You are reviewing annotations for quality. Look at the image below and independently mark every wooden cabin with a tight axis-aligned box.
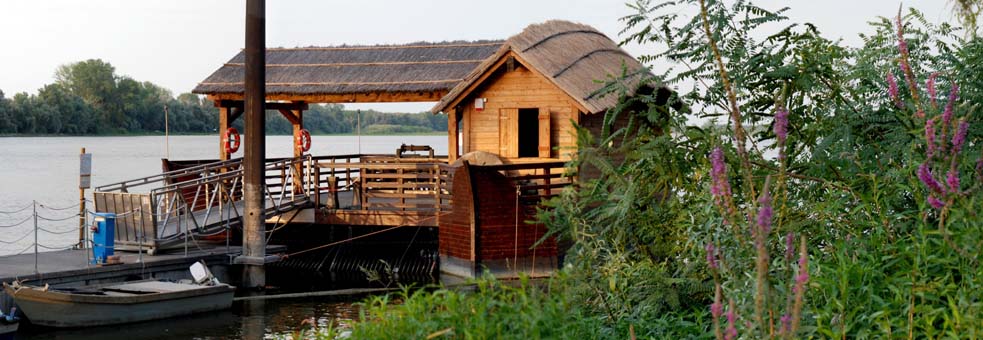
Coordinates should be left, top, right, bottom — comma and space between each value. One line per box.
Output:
184, 20, 660, 279
433, 20, 654, 163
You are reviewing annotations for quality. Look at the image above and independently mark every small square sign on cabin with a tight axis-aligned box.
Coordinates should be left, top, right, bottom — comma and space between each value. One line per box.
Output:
80, 153, 92, 189
474, 98, 485, 111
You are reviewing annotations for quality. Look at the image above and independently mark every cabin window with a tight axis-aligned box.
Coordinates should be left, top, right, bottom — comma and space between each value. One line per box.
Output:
518, 108, 540, 157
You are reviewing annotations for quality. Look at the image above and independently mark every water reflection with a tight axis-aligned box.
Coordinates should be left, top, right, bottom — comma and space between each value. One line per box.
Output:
16, 295, 366, 339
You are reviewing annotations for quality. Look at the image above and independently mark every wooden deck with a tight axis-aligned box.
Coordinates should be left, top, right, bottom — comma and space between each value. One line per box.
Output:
91, 153, 572, 251
0, 245, 286, 284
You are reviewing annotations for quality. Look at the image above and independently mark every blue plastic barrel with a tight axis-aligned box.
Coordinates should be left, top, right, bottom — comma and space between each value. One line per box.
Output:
91, 212, 116, 264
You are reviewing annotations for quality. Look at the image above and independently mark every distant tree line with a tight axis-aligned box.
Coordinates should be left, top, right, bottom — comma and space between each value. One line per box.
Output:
0, 59, 446, 135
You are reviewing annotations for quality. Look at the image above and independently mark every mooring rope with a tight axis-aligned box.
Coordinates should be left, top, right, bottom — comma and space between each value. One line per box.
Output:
0, 215, 32, 228
37, 202, 81, 211
282, 212, 448, 259
0, 203, 34, 214
0, 230, 33, 244
36, 213, 81, 222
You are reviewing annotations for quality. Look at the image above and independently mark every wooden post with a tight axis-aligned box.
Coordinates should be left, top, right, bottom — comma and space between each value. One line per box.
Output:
241, 0, 267, 289
78, 147, 87, 249
448, 108, 459, 162
219, 106, 230, 161
292, 109, 304, 193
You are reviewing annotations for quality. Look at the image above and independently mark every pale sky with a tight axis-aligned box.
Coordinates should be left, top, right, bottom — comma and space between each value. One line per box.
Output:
0, 0, 951, 113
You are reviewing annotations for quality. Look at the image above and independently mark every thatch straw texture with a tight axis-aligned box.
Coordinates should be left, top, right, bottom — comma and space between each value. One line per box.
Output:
193, 41, 503, 96
433, 20, 650, 114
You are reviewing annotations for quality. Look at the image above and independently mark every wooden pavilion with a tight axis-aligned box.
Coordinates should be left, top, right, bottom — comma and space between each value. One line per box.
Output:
189, 20, 663, 278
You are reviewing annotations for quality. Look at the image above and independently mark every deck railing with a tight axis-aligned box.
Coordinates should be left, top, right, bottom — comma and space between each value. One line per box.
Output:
93, 156, 315, 253
311, 156, 571, 215
311, 155, 452, 212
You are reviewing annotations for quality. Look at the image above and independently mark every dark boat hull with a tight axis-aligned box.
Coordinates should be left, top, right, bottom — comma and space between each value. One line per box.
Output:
0, 321, 18, 340
4, 281, 234, 328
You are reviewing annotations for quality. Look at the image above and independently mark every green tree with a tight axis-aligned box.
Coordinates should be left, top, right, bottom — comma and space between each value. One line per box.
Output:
54, 59, 124, 127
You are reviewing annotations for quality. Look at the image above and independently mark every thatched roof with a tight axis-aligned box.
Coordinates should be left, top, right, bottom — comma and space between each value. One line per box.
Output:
192, 41, 503, 98
433, 20, 651, 114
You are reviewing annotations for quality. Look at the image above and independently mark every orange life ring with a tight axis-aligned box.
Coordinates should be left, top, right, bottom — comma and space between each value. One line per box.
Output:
297, 129, 312, 152
224, 127, 241, 154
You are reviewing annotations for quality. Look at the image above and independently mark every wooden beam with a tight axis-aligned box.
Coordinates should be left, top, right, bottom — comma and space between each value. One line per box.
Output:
219, 106, 230, 160
316, 210, 439, 227
278, 108, 300, 125
208, 91, 445, 103
448, 107, 459, 162
229, 106, 244, 123
215, 99, 309, 111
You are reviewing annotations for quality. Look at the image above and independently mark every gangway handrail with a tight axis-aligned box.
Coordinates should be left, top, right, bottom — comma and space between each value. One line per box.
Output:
95, 157, 244, 192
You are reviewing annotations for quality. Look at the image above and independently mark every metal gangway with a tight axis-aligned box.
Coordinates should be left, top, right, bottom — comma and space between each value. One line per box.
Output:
93, 157, 315, 255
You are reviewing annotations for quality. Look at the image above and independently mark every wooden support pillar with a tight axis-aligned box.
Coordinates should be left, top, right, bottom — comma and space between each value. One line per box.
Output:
219, 106, 230, 160
241, 0, 266, 290
448, 108, 459, 162
291, 109, 304, 158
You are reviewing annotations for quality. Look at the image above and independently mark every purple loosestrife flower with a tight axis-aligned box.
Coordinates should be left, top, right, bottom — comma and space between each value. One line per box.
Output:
927, 73, 939, 107
706, 243, 718, 270
928, 196, 945, 210
710, 147, 732, 200
781, 314, 792, 334
725, 309, 738, 340
896, 14, 917, 94
793, 249, 809, 294
925, 118, 937, 159
757, 189, 773, 235
775, 108, 789, 144
918, 163, 945, 195
946, 170, 960, 194
952, 119, 969, 154
711, 302, 723, 319
943, 82, 960, 129
887, 72, 901, 108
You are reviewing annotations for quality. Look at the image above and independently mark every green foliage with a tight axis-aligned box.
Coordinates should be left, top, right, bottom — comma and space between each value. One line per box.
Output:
304, 2, 983, 339
0, 59, 447, 136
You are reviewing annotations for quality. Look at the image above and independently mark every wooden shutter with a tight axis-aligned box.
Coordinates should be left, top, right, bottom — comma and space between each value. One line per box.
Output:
499, 108, 518, 158
538, 109, 551, 158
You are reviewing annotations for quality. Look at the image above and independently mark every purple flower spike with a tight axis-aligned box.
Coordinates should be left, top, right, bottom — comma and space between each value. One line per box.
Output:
757, 189, 773, 235
928, 196, 945, 210
793, 249, 809, 293
781, 314, 792, 334
918, 163, 945, 195
775, 108, 789, 144
927, 73, 939, 107
946, 170, 960, 194
943, 82, 960, 128
725, 309, 738, 340
887, 72, 901, 108
925, 118, 937, 159
710, 147, 731, 200
711, 302, 723, 319
952, 119, 969, 154
706, 243, 718, 270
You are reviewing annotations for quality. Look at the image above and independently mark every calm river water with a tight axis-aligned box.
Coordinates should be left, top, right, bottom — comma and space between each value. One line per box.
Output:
0, 135, 445, 339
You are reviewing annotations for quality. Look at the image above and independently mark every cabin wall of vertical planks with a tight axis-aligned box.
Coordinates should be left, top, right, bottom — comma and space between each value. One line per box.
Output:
458, 63, 581, 162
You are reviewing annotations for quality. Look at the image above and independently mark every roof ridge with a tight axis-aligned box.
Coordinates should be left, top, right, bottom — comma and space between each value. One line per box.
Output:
266, 41, 504, 51
222, 60, 486, 67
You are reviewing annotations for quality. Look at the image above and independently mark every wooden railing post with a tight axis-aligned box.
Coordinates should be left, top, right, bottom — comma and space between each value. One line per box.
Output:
544, 166, 551, 198
314, 165, 321, 209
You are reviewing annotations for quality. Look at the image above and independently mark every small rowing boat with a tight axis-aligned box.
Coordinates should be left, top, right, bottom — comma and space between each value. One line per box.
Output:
2, 262, 234, 328
0, 313, 17, 340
